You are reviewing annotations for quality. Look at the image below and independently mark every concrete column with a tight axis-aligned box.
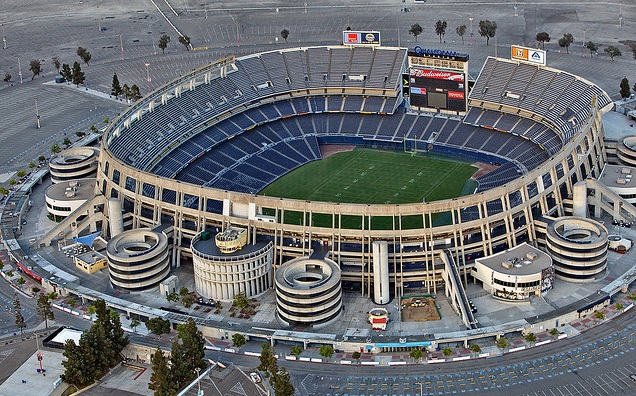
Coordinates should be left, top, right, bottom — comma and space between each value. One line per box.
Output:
572, 181, 588, 218
372, 241, 390, 304
107, 198, 124, 237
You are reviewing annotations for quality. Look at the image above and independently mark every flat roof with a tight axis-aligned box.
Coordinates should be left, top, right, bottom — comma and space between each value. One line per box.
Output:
45, 178, 96, 201
598, 164, 636, 189
475, 242, 552, 276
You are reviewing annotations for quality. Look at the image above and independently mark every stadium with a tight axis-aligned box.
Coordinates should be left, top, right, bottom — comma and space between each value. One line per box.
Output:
94, 43, 614, 322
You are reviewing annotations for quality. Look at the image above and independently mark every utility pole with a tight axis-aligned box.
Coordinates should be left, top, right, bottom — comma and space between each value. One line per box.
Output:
120, 35, 124, 60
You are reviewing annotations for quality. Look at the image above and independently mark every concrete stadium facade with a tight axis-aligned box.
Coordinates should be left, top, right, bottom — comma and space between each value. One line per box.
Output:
96, 46, 611, 300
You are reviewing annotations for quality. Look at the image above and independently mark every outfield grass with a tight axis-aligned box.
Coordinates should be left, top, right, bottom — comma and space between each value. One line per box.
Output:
259, 149, 477, 229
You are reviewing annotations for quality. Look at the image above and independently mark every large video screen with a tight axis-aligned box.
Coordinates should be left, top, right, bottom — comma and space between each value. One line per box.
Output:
409, 68, 466, 112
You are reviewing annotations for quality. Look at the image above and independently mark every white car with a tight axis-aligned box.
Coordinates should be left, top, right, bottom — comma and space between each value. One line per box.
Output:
249, 372, 262, 383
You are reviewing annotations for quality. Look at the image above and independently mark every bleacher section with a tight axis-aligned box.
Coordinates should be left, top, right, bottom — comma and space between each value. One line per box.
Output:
469, 57, 612, 142
108, 46, 405, 171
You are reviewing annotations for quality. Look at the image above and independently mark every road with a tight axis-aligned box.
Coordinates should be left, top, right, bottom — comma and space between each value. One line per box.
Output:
204, 307, 636, 395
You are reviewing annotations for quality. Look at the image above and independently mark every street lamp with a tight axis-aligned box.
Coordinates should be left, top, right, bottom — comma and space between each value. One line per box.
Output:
194, 367, 203, 395
2, 24, 6, 50
469, 17, 473, 46
145, 62, 151, 91
17, 57, 23, 84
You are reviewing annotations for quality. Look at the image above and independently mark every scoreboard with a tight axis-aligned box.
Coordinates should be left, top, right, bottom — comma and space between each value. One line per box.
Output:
405, 48, 469, 115
408, 68, 466, 112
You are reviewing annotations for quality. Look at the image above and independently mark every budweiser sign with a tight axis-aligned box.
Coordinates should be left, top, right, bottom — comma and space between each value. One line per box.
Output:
410, 68, 464, 82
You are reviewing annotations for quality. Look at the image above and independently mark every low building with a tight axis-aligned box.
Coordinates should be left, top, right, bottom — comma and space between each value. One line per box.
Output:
44, 178, 96, 221
471, 243, 554, 301
597, 164, 636, 204
74, 250, 108, 274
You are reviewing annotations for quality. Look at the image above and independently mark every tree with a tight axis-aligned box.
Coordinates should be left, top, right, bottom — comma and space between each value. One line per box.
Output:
524, 333, 537, 343
146, 317, 171, 338
233, 291, 249, 308
585, 41, 598, 58
232, 333, 246, 348
3, 72, 10, 84
478, 20, 497, 46
409, 348, 424, 361
469, 344, 481, 354
166, 292, 179, 303
76, 131, 86, 138
0, 187, 8, 196
558, 33, 574, 54
456, 25, 467, 45
66, 297, 76, 308
615, 302, 624, 311
51, 144, 61, 154
180, 293, 195, 308
130, 84, 142, 101
111, 73, 122, 98
130, 319, 140, 332
71, 61, 85, 86
63, 137, 72, 147
351, 351, 361, 361
61, 338, 93, 388
434, 20, 447, 43
620, 77, 631, 99
16, 170, 26, 178
271, 367, 295, 396
179, 287, 189, 296
158, 34, 170, 54
258, 343, 278, 378
29, 59, 42, 80
37, 293, 54, 328
290, 345, 302, 356
148, 347, 176, 396
28, 161, 36, 169
87, 304, 96, 316
442, 347, 452, 357
496, 337, 509, 350
122, 84, 131, 101
178, 35, 191, 51
594, 311, 605, 320
536, 32, 550, 49
550, 328, 559, 337
631, 43, 636, 60
409, 23, 423, 42
17, 277, 26, 285
38, 155, 46, 162
280, 29, 289, 43
14, 295, 26, 335
77, 46, 92, 66
604, 45, 622, 61
52, 56, 61, 72
60, 63, 72, 82
170, 318, 206, 389
319, 344, 334, 359
94, 299, 129, 368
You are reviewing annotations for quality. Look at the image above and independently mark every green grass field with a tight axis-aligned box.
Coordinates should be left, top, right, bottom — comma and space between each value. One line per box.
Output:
260, 148, 477, 205
259, 148, 477, 229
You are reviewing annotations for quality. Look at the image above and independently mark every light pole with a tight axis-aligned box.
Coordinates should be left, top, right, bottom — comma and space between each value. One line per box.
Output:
145, 62, 151, 91
2, 24, 6, 49
469, 17, 473, 46
120, 34, 124, 60
17, 57, 22, 84
194, 367, 203, 395
229, 15, 240, 46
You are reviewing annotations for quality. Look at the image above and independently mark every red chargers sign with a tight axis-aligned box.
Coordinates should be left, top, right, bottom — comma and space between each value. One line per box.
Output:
410, 68, 464, 82
447, 91, 465, 99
